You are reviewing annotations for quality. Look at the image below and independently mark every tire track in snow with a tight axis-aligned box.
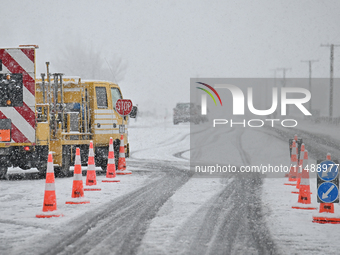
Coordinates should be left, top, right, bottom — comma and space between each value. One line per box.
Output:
173, 127, 237, 161
168, 128, 278, 255
130, 125, 208, 159
37, 161, 192, 255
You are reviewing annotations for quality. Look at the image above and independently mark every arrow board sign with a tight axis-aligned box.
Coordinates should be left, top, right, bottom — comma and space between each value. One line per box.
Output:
317, 160, 339, 181
317, 182, 339, 203
316, 159, 339, 203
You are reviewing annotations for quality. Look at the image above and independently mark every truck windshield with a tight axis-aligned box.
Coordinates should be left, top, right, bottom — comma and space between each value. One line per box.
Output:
111, 87, 122, 109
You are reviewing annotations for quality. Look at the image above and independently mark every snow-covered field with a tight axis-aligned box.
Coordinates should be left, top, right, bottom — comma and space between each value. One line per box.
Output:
1, 116, 340, 254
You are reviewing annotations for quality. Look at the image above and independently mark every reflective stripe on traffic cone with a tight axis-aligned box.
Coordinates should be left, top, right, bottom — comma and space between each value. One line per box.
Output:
103, 137, 120, 182
84, 141, 101, 191
313, 153, 340, 223
36, 152, 63, 218
116, 134, 131, 175
285, 140, 298, 185
292, 150, 317, 210
66, 148, 90, 204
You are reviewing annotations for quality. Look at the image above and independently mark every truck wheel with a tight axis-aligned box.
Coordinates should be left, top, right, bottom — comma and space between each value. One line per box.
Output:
113, 139, 120, 167
0, 166, 8, 179
61, 145, 72, 177
37, 163, 47, 178
35, 146, 48, 178
95, 146, 109, 174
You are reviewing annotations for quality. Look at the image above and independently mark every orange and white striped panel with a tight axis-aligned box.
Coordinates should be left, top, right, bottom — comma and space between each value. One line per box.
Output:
0, 47, 35, 143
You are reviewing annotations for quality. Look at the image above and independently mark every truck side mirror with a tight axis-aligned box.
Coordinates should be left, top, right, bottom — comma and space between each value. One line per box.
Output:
129, 106, 138, 118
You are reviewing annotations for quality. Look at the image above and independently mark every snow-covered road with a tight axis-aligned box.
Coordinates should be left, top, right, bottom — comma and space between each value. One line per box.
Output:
2, 117, 340, 254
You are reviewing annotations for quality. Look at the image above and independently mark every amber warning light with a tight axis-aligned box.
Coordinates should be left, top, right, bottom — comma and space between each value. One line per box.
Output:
0, 129, 10, 142
0, 119, 11, 142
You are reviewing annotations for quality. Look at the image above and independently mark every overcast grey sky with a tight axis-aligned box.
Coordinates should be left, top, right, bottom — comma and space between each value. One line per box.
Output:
1, 0, 340, 115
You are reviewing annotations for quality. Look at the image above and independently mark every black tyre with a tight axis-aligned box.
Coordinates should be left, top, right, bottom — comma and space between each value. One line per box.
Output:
95, 146, 109, 174
37, 163, 47, 178
61, 145, 72, 177
0, 166, 7, 179
35, 146, 49, 178
113, 139, 120, 167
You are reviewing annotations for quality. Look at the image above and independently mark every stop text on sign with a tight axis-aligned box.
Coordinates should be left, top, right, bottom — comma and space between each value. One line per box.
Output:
116, 99, 133, 116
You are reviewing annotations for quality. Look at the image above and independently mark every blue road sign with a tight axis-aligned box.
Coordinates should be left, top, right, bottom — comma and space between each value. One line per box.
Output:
317, 182, 339, 203
317, 160, 339, 181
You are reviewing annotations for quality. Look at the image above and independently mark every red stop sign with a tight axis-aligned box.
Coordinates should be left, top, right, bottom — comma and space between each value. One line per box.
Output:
115, 99, 133, 116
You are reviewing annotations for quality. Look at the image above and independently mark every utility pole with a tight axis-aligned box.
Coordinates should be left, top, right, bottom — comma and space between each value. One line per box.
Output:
268, 69, 277, 107
277, 68, 291, 115
301, 60, 318, 110
321, 44, 340, 118
277, 68, 291, 87
268, 69, 278, 116
270, 69, 277, 86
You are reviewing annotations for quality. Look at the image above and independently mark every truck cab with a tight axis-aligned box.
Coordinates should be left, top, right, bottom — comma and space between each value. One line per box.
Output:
35, 77, 131, 176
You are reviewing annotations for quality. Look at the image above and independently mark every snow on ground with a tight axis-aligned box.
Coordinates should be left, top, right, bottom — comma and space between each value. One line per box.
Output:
244, 128, 340, 255
190, 126, 248, 167
242, 128, 318, 177
2, 115, 340, 254
0, 116, 189, 254
138, 122, 340, 254
263, 178, 340, 255
1, 173, 154, 254
7, 167, 39, 174
129, 116, 190, 161
131, 118, 340, 254
138, 177, 230, 254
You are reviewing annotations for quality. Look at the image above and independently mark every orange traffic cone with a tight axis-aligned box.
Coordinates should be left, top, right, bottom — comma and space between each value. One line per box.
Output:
292, 144, 305, 194
36, 152, 63, 218
66, 148, 90, 204
116, 134, 131, 175
102, 137, 120, 183
84, 141, 101, 191
313, 153, 340, 223
292, 150, 317, 210
284, 140, 298, 185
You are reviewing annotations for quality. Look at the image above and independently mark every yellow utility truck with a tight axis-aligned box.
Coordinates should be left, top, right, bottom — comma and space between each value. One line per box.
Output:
0, 46, 137, 178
